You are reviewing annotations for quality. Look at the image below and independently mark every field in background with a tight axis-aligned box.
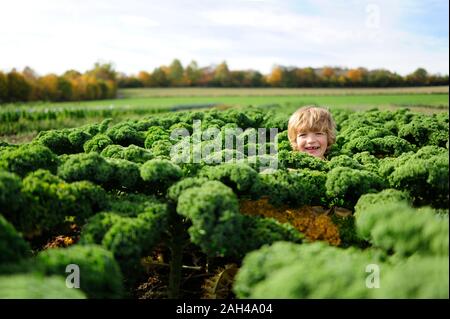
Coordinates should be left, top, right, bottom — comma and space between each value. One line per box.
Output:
1, 86, 448, 144
120, 86, 450, 97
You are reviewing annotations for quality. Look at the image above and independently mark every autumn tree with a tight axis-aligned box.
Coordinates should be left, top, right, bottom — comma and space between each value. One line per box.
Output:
346, 68, 368, 87
320, 67, 337, 87
38, 74, 61, 101
138, 71, 152, 87
197, 66, 215, 87
266, 66, 283, 87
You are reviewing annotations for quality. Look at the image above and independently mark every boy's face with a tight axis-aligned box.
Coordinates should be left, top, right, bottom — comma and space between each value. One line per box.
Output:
296, 130, 328, 159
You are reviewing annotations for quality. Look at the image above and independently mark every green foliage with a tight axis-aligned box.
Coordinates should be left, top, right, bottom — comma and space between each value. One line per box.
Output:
100, 144, 153, 163
199, 163, 261, 196
203, 149, 246, 165
0, 170, 23, 214
341, 136, 374, 155
371, 136, 415, 157
2, 169, 106, 235
106, 122, 145, 147
91, 213, 167, 285
327, 155, 364, 170
83, 134, 113, 153
0, 71, 8, 103
0, 274, 86, 298
58, 152, 113, 185
233, 241, 370, 298
326, 167, 386, 209
342, 133, 415, 157
79, 196, 169, 285
149, 140, 173, 158
341, 125, 392, 141
36, 245, 124, 298
1, 106, 448, 299
144, 126, 170, 148
106, 158, 142, 191
67, 129, 93, 153
276, 130, 291, 152
0, 215, 31, 264
352, 151, 380, 173
35, 130, 73, 155
234, 241, 448, 299
107, 193, 168, 217
260, 169, 328, 207
0, 144, 58, 177
354, 188, 412, 219
278, 150, 328, 171
379, 146, 449, 208
7, 70, 31, 102
355, 201, 448, 257
35, 124, 103, 155
236, 154, 278, 172
176, 181, 302, 258
167, 177, 210, 202
140, 159, 183, 193
177, 181, 243, 257
398, 115, 449, 148
330, 214, 362, 248
240, 216, 303, 253
78, 212, 124, 245
372, 255, 449, 298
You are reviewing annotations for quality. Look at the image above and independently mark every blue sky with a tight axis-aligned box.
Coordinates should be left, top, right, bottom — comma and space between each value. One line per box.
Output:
0, 0, 448, 76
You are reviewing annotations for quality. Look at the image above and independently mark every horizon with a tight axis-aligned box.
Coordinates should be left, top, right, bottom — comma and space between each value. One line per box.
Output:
2, 60, 449, 78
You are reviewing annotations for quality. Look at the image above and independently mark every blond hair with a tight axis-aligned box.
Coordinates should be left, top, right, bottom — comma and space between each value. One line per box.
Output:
287, 106, 336, 152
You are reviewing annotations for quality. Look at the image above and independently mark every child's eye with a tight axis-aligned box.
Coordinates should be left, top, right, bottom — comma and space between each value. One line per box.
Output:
297, 133, 306, 137
315, 132, 325, 136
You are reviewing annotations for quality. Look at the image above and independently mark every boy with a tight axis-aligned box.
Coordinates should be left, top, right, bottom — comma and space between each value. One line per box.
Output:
287, 106, 336, 160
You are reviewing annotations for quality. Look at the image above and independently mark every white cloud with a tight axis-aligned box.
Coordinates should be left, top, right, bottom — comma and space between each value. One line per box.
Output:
118, 15, 160, 28
0, 0, 447, 75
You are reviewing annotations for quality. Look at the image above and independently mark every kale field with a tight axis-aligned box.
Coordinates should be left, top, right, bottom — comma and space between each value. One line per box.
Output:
0, 88, 448, 299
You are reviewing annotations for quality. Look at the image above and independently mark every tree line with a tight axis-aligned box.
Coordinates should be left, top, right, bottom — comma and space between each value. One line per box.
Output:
118, 59, 449, 89
1, 59, 448, 104
0, 63, 117, 104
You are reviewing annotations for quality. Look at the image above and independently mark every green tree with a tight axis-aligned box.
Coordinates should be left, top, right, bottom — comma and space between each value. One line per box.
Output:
151, 67, 169, 87
184, 60, 201, 86
7, 70, 31, 102
213, 61, 231, 86
57, 76, 73, 101
168, 59, 184, 86
406, 68, 429, 86
0, 71, 7, 103
87, 62, 117, 81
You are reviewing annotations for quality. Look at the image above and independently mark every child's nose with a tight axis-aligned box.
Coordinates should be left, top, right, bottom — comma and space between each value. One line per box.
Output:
306, 134, 317, 142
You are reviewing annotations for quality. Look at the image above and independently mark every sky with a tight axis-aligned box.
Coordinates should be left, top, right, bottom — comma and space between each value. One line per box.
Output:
0, 0, 448, 76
